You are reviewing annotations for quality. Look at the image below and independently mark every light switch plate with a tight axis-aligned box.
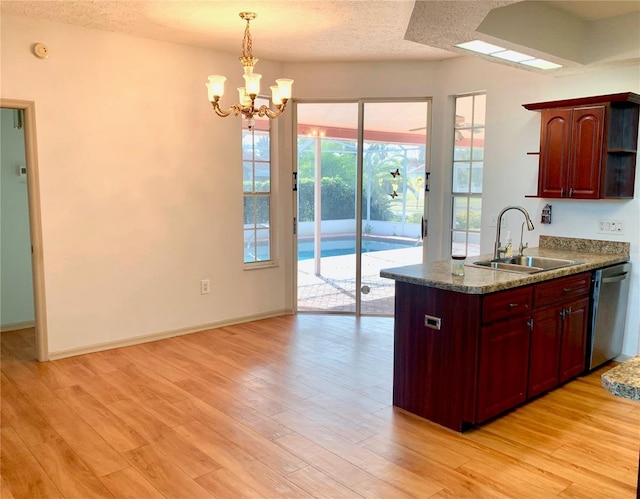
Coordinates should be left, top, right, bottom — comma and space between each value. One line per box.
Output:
598, 219, 624, 234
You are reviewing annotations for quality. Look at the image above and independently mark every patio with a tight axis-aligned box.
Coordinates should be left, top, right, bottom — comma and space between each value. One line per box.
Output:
297, 246, 423, 314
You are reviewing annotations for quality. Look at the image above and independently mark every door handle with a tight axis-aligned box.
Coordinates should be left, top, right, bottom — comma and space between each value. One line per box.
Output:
602, 273, 628, 284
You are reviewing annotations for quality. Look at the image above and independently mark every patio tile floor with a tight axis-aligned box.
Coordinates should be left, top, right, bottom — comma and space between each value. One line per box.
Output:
297, 247, 423, 314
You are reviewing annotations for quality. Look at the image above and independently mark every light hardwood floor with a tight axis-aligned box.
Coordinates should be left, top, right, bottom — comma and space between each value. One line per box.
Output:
1, 315, 639, 498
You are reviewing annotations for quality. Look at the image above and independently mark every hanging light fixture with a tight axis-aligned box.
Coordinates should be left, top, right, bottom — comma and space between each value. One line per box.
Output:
205, 12, 294, 130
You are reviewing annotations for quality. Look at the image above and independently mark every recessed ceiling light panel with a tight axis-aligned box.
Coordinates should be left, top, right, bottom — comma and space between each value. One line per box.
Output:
454, 39, 563, 71
490, 50, 534, 63
455, 40, 505, 55
521, 58, 563, 70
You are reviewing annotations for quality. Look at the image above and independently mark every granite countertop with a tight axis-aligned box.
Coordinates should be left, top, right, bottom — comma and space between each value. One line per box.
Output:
601, 356, 640, 402
380, 236, 630, 295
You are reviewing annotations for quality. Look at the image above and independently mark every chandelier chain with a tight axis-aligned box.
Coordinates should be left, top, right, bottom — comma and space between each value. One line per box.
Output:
242, 19, 253, 59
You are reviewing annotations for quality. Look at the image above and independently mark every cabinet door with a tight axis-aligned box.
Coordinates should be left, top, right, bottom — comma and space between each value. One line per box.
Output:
569, 106, 605, 198
539, 108, 572, 198
529, 305, 562, 398
477, 316, 531, 423
558, 296, 589, 383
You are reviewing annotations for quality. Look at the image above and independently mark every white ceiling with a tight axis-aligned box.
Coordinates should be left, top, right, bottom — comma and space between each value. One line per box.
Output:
1, 0, 639, 74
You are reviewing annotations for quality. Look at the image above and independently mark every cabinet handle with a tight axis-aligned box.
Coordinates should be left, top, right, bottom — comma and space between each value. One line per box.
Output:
561, 187, 564, 197
527, 319, 533, 330
562, 287, 580, 294
569, 187, 574, 197
560, 307, 572, 319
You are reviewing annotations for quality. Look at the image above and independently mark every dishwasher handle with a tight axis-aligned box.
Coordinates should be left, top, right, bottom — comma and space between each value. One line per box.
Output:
601, 272, 629, 284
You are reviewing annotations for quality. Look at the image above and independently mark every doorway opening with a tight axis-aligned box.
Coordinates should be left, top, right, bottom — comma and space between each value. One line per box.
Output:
1, 100, 47, 361
294, 100, 430, 315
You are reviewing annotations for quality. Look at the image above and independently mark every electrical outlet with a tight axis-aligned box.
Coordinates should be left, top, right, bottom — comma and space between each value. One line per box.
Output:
200, 279, 211, 294
598, 219, 625, 234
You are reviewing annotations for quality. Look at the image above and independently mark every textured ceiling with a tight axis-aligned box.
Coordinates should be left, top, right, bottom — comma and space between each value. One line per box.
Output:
1, 0, 638, 73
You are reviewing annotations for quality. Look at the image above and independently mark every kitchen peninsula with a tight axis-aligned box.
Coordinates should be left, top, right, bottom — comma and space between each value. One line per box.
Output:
380, 236, 630, 431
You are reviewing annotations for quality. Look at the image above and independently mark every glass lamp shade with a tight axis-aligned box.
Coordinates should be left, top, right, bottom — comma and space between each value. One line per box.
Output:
237, 87, 252, 107
243, 73, 262, 96
206, 75, 226, 100
270, 86, 282, 106
276, 78, 294, 100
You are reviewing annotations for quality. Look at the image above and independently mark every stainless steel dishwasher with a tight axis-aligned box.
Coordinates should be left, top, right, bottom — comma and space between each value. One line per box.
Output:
587, 262, 631, 370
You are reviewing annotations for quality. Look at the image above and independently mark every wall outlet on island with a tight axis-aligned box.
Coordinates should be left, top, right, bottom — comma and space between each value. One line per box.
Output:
598, 219, 625, 235
200, 279, 211, 294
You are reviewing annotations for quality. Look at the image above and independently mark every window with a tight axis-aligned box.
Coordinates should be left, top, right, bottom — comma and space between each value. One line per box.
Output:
451, 92, 485, 257
243, 97, 272, 264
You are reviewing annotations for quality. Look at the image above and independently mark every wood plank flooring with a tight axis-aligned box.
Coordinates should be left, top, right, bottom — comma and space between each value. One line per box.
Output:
2, 315, 639, 498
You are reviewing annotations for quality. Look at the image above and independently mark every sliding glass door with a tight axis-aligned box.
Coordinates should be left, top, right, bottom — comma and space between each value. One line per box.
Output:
295, 100, 429, 316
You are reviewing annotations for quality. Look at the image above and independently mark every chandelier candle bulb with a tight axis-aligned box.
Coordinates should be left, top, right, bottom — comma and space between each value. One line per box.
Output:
243, 73, 262, 96
276, 78, 294, 99
206, 75, 226, 99
270, 86, 282, 106
237, 88, 251, 107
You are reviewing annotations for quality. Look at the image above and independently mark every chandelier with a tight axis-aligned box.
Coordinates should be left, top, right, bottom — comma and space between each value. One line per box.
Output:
205, 12, 294, 129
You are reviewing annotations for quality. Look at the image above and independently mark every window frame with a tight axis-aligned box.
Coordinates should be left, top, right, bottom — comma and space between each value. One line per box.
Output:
243, 96, 276, 269
450, 92, 486, 258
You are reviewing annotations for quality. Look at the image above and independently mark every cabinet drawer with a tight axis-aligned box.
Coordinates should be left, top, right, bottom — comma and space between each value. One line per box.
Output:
482, 286, 533, 324
534, 272, 591, 309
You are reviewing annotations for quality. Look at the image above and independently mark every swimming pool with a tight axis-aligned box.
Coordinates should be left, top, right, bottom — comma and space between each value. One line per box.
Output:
297, 236, 419, 261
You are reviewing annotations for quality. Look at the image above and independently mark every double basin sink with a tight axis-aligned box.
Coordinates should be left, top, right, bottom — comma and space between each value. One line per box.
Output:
471, 255, 582, 274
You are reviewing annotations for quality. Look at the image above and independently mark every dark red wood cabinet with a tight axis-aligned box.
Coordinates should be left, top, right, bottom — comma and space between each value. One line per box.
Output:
529, 272, 591, 396
392, 281, 481, 432
476, 285, 532, 423
524, 92, 639, 199
477, 315, 531, 422
392, 272, 592, 431
558, 296, 590, 383
529, 304, 562, 398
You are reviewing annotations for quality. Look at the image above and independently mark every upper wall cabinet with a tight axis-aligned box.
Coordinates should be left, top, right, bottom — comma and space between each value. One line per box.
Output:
523, 92, 640, 199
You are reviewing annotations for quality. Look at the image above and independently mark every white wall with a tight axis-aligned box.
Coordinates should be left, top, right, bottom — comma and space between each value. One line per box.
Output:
284, 58, 640, 357
2, 13, 639, 358
1, 108, 35, 327
1, 14, 293, 355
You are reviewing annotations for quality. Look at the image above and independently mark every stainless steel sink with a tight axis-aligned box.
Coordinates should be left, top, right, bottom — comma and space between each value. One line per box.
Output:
471, 256, 582, 274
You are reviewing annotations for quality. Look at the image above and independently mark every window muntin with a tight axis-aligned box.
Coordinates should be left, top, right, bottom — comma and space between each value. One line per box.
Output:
451, 93, 485, 257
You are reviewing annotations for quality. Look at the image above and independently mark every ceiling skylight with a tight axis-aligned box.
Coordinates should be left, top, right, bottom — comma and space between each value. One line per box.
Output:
490, 50, 533, 63
455, 39, 563, 70
520, 58, 563, 70
455, 40, 505, 55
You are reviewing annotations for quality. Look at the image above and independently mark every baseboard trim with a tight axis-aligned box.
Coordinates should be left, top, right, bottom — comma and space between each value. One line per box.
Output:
613, 354, 632, 363
1, 320, 36, 333
48, 309, 294, 361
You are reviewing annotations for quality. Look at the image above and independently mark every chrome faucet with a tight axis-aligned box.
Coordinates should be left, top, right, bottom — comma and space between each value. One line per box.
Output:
519, 222, 529, 256
493, 205, 535, 259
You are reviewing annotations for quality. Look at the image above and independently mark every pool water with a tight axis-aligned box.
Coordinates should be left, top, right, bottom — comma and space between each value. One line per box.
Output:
298, 237, 419, 261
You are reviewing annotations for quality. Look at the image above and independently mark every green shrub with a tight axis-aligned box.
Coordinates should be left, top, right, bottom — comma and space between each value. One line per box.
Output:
298, 176, 396, 222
